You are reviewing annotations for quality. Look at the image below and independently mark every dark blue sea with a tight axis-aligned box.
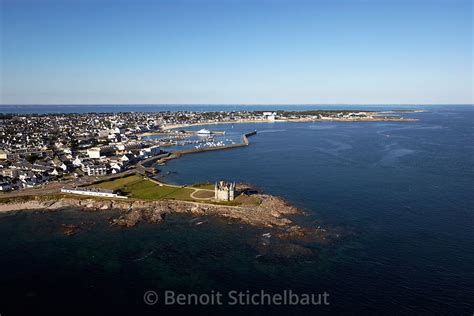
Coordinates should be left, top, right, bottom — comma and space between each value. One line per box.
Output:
0, 103, 449, 114
0, 105, 472, 315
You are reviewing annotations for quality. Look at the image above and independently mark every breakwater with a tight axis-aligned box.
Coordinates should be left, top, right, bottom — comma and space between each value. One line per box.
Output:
242, 130, 257, 145
136, 153, 171, 175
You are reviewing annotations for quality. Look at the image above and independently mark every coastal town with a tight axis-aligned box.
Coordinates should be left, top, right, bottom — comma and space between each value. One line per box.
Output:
0, 110, 414, 192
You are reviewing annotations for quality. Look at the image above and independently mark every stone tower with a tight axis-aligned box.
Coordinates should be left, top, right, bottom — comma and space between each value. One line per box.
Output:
214, 180, 235, 201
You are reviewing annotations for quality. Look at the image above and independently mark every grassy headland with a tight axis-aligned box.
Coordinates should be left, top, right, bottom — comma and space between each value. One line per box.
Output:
88, 174, 195, 201
86, 174, 260, 206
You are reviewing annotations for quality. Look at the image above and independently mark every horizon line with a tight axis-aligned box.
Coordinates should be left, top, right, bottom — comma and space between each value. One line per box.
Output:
1, 103, 473, 107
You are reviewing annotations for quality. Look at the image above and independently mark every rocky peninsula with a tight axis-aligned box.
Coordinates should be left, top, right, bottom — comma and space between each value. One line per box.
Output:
0, 191, 330, 240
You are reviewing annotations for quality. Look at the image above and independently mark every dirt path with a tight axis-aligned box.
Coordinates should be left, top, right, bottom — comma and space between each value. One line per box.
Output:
148, 177, 214, 200
190, 190, 214, 200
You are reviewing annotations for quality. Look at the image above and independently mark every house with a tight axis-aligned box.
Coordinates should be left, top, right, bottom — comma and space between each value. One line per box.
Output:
120, 154, 135, 164
50, 168, 60, 176
11, 160, 33, 170
87, 148, 102, 159
72, 156, 83, 167
61, 187, 127, 199
31, 164, 52, 173
0, 150, 10, 160
2, 168, 19, 179
149, 145, 164, 156
262, 112, 276, 121
109, 162, 122, 173
82, 163, 107, 176
0, 182, 12, 191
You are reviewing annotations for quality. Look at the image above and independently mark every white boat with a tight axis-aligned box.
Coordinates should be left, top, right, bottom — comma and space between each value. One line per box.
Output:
196, 129, 211, 135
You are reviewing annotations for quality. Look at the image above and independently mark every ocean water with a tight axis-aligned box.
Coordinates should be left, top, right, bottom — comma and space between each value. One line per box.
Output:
0, 103, 446, 114
0, 105, 473, 315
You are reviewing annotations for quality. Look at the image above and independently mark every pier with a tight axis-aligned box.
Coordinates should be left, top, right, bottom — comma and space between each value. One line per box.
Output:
136, 152, 171, 175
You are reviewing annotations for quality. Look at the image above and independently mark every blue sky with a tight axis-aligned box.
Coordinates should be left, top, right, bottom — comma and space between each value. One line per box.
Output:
0, 0, 472, 105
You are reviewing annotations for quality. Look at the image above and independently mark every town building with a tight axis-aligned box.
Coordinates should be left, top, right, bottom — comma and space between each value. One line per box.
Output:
82, 164, 107, 176
2, 168, 19, 179
262, 112, 277, 121
87, 148, 102, 159
61, 187, 127, 198
0, 150, 10, 160
0, 182, 12, 191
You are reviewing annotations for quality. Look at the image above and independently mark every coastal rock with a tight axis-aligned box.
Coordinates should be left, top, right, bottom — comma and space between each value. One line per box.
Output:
0, 193, 306, 236
255, 241, 315, 261
61, 224, 79, 236
270, 210, 281, 218
143, 206, 165, 223
112, 209, 142, 227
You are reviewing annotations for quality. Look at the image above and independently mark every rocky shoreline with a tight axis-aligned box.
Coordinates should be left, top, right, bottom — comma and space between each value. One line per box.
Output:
0, 193, 323, 237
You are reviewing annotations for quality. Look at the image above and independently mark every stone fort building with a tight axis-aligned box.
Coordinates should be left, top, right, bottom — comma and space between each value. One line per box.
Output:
214, 181, 235, 201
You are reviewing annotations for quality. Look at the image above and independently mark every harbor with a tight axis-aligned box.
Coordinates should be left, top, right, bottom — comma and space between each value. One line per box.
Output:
138, 130, 258, 175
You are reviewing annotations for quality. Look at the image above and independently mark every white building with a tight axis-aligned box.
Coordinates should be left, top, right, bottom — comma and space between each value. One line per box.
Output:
87, 148, 102, 159
87, 146, 116, 159
72, 157, 83, 167
0, 150, 10, 160
215, 180, 235, 201
83, 164, 107, 176
50, 169, 60, 176
2, 168, 19, 179
262, 112, 276, 121
61, 187, 127, 199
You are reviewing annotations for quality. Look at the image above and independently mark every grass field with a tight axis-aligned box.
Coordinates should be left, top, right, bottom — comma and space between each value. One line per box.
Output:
191, 183, 215, 190
90, 175, 143, 190
88, 174, 194, 201
86, 174, 261, 205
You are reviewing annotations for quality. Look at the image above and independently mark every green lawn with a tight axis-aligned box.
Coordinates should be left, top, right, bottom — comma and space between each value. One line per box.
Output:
86, 174, 260, 205
89, 174, 143, 190
191, 182, 215, 190
123, 180, 194, 200
88, 174, 194, 201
